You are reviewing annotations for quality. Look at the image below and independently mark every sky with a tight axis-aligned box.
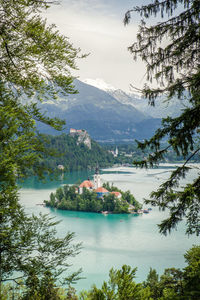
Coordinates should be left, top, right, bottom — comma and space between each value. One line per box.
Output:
44, 0, 152, 92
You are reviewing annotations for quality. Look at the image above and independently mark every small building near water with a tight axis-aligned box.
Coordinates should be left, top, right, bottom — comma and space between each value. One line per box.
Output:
95, 187, 109, 198
79, 179, 94, 194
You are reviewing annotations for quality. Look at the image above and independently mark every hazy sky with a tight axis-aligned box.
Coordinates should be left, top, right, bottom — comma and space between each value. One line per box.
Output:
45, 0, 152, 92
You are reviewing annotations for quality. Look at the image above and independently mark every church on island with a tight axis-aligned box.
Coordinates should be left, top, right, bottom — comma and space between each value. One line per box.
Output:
78, 168, 122, 200
45, 167, 144, 214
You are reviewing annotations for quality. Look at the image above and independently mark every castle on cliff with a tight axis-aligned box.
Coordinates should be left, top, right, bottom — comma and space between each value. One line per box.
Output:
69, 128, 91, 149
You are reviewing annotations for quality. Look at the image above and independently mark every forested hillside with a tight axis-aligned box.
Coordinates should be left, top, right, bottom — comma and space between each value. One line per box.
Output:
37, 133, 114, 173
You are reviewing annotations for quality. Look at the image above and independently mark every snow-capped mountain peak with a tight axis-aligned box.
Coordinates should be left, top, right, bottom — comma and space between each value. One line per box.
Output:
81, 78, 116, 91
80, 78, 189, 119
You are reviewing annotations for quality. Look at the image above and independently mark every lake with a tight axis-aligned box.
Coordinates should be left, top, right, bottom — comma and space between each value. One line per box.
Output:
19, 164, 199, 292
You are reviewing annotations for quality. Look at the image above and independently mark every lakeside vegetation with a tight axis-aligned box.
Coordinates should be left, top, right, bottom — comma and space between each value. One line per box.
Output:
32, 133, 115, 174
102, 143, 200, 165
80, 245, 200, 299
2, 245, 200, 299
28, 133, 200, 179
31, 134, 200, 177
45, 182, 141, 214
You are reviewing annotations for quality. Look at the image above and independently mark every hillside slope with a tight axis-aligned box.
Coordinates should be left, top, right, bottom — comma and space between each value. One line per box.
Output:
35, 80, 161, 142
38, 133, 114, 172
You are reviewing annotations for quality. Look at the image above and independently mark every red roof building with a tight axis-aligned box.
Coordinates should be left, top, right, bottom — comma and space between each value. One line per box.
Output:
79, 180, 94, 188
95, 187, 109, 198
79, 180, 93, 194
95, 187, 109, 193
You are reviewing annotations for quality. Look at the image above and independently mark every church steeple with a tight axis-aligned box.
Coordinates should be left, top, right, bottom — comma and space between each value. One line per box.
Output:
93, 164, 101, 189
95, 165, 99, 174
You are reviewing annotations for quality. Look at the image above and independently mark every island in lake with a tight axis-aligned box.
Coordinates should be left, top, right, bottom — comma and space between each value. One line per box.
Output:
45, 168, 143, 214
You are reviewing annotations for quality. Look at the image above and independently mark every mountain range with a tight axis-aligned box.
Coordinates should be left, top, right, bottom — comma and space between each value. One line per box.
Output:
83, 78, 190, 118
34, 79, 189, 143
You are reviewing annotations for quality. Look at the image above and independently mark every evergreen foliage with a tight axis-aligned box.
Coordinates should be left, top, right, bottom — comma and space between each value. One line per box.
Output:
0, 0, 83, 296
2, 245, 200, 299
0, 0, 81, 99
124, 0, 200, 236
45, 183, 141, 213
81, 245, 200, 300
102, 182, 141, 210
35, 133, 114, 173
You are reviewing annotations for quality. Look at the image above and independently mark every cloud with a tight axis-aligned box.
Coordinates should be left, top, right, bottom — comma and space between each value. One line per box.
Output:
44, 0, 147, 92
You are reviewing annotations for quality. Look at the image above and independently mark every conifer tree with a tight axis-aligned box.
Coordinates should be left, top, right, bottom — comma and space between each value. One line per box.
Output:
0, 0, 82, 295
124, 0, 200, 235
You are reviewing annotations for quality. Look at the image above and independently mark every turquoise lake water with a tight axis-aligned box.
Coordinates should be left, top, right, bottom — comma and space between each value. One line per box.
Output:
19, 164, 200, 292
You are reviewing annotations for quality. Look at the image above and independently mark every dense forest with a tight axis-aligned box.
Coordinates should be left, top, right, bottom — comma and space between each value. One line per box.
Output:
32, 133, 200, 178
45, 182, 141, 213
34, 133, 115, 173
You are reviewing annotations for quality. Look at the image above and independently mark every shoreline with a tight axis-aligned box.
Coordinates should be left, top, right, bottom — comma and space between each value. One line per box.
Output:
45, 204, 151, 216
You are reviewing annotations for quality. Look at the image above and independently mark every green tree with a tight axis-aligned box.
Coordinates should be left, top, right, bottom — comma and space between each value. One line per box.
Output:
0, 0, 81, 98
158, 268, 184, 299
82, 247, 200, 300
143, 246, 200, 299
0, 210, 82, 297
103, 194, 116, 212
124, 0, 200, 235
143, 268, 160, 299
83, 265, 148, 300
183, 245, 200, 298
0, 0, 82, 296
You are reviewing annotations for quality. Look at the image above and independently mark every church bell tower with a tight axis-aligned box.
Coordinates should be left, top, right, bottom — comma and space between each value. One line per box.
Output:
93, 165, 101, 189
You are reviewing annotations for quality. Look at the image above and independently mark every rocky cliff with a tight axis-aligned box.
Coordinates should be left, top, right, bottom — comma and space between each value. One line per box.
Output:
69, 129, 91, 149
